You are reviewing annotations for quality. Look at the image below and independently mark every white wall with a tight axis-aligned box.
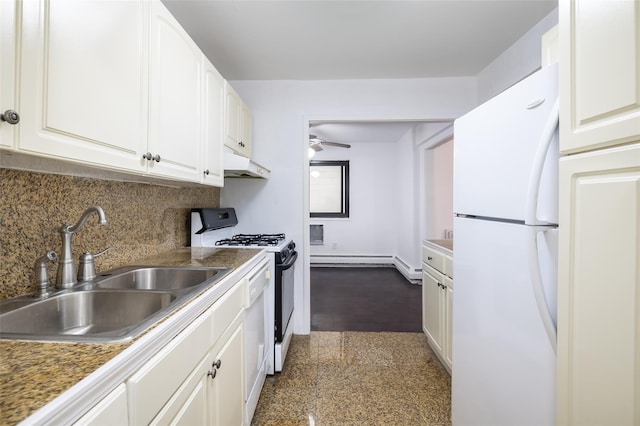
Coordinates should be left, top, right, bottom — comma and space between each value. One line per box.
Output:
476, 8, 558, 103
309, 127, 422, 277
309, 139, 399, 260
221, 77, 476, 334
394, 128, 422, 273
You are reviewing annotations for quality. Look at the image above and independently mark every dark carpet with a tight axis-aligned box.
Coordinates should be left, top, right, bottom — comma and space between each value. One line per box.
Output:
310, 266, 422, 332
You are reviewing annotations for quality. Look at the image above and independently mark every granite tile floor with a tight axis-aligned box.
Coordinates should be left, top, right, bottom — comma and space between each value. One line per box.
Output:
251, 331, 452, 425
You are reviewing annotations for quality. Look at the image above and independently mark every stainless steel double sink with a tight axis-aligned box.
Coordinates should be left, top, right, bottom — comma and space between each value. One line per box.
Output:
0, 266, 231, 343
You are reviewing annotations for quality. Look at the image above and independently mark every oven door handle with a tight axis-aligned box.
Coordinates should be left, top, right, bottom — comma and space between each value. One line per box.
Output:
278, 251, 298, 270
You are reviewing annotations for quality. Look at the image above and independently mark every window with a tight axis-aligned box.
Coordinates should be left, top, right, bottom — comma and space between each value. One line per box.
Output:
309, 160, 349, 218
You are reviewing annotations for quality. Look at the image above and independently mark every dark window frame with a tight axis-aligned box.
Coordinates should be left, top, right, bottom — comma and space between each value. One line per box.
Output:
309, 160, 350, 218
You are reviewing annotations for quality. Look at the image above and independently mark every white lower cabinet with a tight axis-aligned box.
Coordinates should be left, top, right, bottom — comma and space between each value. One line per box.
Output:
126, 278, 246, 426
74, 384, 128, 426
422, 242, 453, 373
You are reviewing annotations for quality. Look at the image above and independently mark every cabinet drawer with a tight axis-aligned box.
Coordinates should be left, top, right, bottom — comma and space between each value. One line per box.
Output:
422, 262, 445, 283
444, 255, 453, 278
75, 384, 127, 426
422, 245, 446, 274
212, 279, 244, 346
444, 275, 453, 291
127, 309, 212, 425
150, 354, 209, 426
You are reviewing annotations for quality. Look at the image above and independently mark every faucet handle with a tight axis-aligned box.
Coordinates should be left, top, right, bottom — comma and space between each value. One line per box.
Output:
78, 247, 114, 282
34, 251, 57, 298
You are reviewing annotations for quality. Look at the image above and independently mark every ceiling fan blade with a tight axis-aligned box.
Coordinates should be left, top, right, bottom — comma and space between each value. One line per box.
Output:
320, 141, 351, 149
310, 143, 323, 152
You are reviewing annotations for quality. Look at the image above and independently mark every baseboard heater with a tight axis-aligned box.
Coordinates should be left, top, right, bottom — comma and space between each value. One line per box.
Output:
310, 254, 394, 265
310, 254, 422, 282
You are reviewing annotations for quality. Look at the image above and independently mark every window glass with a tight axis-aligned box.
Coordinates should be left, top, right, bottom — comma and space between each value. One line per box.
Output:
309, 160, 349, 218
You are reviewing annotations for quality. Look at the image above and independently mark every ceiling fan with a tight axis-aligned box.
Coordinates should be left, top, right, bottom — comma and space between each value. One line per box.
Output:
308, 135, 351, 153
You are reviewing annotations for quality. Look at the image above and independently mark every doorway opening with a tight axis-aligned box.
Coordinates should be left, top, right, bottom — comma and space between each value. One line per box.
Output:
303, 118, 453, 332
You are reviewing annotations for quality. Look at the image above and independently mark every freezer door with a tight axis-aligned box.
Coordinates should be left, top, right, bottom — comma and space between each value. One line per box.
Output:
451, 217, 557, 426
454, 63, 558, 223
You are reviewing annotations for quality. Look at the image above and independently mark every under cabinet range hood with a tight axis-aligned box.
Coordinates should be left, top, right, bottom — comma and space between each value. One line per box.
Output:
223, 147, 270, 179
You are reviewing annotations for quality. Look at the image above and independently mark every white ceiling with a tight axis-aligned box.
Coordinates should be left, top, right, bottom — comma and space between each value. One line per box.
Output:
309, 121, 441, 146
162, 0, 556, 145
163, 0, 557, 81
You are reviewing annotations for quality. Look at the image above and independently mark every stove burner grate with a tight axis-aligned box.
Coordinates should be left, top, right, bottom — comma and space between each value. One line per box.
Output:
215, 233, 286, 247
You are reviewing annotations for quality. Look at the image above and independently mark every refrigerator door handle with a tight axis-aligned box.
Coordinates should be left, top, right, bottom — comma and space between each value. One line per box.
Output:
527, 226, 557, 352
525, 96, 559, 226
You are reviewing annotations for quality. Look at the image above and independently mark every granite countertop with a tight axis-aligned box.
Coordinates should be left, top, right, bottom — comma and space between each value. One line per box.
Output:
426, 239, 454, 253
0, 247, 262, 425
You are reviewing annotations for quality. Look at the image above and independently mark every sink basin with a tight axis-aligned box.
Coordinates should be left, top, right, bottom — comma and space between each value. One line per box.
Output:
0, 265, 232, 343
96, 266, 231, 291
0, 290, 176, 343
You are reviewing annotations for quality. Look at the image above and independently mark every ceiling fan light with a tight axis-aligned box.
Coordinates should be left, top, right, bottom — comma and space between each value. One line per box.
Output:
308, 147, 316, 158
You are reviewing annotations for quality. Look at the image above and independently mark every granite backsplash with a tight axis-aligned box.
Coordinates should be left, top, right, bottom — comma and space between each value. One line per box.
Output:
0, 169, 220, 300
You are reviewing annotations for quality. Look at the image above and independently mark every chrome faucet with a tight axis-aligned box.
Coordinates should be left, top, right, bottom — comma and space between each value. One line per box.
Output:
56, 206, 107, 288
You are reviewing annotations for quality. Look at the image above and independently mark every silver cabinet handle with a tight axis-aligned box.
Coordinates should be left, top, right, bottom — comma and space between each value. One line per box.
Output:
203, 169, 210, 176
427, 256, 433, 261
207, 369, 217, 379
1, 109, 20, 125
142, 152, 161, 162
213, 359, 221, 369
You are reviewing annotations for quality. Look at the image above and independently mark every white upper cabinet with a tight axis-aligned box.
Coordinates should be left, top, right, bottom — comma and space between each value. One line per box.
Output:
2, 0, 225, 187
201, 57, 225, 187
0, 0, 18, 150
18, 0, 149, 171
559, 0, 640, 154
147, 1, 202, 182
225, 82, 252, 158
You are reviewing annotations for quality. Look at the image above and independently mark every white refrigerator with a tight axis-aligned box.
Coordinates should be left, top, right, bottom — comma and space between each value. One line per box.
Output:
452, 62, 559, 425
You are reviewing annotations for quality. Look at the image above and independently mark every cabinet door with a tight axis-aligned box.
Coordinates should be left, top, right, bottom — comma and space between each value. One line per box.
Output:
443, 277, 453, 370
18, 0, 148, 170
557, 143, 640, 425
224, 83, 251, 158
209, 319, 244, 426
559, 0, 640, 154
225, 83, 242, 153
422, 266, 443, 353
148, 1, 201, 181
0, 0, 18, 149
201, 57, 224, 187
240, 102, 253, 158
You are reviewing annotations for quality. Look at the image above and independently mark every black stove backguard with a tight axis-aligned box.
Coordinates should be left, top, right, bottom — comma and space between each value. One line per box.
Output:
191, 208, 238, 234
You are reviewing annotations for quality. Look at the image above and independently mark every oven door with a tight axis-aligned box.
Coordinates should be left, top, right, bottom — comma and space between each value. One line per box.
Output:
275, 250, 297, 342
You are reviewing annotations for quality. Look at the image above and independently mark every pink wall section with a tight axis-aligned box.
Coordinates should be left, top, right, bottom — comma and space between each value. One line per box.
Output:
430, 140, 454, 239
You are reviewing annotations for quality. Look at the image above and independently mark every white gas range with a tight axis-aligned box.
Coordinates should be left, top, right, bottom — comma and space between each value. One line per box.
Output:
190, 208, 296, 377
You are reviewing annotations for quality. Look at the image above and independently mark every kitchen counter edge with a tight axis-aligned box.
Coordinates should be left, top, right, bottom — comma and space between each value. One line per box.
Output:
423, 239, 453, 254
